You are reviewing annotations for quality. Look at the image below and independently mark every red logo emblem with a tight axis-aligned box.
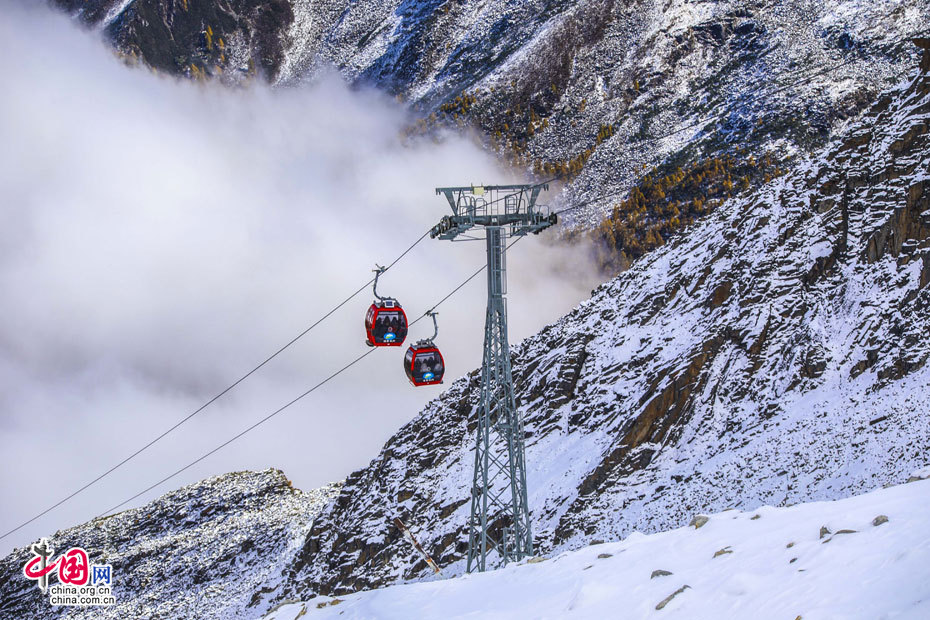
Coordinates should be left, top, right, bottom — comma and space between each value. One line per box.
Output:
57, 548, 89, 585
23, 555, 58, 580
23, 541, 91, 590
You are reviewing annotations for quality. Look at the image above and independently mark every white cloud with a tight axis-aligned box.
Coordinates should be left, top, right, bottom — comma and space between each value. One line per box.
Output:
0, 2, 602, 554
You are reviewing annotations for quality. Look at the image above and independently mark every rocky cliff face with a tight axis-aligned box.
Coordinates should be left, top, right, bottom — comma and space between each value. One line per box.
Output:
59, 0, 294, 80
0, 470, 338, 619
53, 0, 929, 249
279, 63, 930, 599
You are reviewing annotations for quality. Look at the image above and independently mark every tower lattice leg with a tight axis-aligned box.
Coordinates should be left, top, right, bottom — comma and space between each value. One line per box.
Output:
466, 227, 533, 572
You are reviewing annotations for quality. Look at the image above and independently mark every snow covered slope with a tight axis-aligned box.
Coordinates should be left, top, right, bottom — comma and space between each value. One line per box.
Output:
279, 63, 930, 599
0, 470, 338, 620
266, 476, 930, 620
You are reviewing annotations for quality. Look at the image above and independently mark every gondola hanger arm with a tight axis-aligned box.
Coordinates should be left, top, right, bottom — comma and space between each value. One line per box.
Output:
424, 311, 439, 341
372, 264, 388, 301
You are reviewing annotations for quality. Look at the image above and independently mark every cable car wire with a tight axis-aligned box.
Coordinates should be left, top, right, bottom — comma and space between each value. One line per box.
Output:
96, 253, 498, 517
97, 348, 378, 517
0, 229, 431, 542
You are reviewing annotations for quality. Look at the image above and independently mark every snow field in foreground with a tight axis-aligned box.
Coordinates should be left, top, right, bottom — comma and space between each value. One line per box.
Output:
266, 477, 930, 620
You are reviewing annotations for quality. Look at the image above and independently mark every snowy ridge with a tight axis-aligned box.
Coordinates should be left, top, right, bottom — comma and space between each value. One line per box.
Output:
280, 66, 930, 599
267, 477, 930, 620
0, 470, 339, 619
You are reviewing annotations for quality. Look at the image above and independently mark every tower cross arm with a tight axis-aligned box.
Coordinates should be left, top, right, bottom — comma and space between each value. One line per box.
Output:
430, 183, 557, 240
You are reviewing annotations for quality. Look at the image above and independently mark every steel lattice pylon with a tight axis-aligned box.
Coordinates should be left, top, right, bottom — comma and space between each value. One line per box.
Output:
430, 184, 556, 572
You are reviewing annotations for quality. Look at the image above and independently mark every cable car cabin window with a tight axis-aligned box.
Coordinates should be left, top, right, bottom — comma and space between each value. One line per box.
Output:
415, 350, 443, 377
407, 348, 444, 385
371, 309, 407, 345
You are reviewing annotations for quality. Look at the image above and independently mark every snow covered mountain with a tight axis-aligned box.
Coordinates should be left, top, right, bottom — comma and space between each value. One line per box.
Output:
265, 475, 930, 620
0, 470, 338, 619
277, 57, 930, 600
54, 0, 929, 230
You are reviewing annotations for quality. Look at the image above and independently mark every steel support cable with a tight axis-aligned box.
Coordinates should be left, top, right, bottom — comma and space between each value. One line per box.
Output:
0, 229, 431, 542
95, 250, 502, 519
97, 348, 378, 517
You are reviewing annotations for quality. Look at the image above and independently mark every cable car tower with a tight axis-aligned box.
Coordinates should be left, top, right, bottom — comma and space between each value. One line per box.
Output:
430, 184, 556, 572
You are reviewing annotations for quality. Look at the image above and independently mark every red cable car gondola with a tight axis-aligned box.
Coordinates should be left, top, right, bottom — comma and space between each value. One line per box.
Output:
365, 266, 408, 347
404, 312, 445, 386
